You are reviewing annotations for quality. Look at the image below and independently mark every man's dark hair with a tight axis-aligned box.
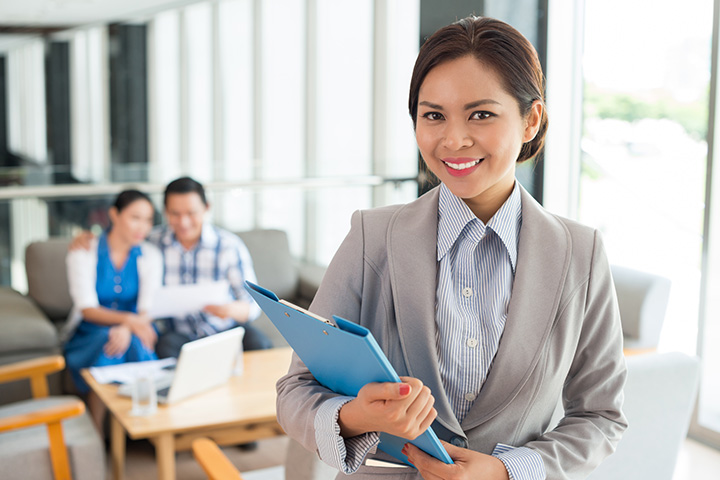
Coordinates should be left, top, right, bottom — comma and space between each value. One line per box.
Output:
163, 176, 208, 207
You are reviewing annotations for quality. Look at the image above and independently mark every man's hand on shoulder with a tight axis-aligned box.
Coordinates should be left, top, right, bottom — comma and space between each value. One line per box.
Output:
69, 231, 96, 251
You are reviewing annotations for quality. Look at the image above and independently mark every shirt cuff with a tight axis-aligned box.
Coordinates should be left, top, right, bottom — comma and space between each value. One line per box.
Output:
314, 396, 380, 474
492, 444, 546, 480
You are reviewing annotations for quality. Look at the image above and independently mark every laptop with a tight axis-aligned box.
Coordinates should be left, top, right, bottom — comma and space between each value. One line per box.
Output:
119, 327, 245, 404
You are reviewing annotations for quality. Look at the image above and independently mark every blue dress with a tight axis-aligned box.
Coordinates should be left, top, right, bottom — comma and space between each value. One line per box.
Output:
65, 234, 157, 394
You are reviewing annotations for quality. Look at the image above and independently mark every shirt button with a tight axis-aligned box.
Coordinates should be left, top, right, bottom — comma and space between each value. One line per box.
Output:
450, 436, 468, 448
462, 287, 473, 298
466, 338, 479, 348
465, 392, 477, 402
114, 285, 122, 293
114, 276, 122, 284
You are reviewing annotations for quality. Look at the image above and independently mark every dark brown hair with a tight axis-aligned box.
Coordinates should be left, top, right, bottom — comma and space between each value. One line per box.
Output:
409, 16, 548, 163
113, 189, 153, 213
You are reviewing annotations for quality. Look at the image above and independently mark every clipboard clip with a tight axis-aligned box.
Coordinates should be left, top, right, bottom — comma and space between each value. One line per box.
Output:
278, 300, 337, 328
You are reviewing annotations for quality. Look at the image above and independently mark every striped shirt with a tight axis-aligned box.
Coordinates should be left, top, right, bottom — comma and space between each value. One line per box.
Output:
146, 223, 261, 339
436, 182, 545, 479
314, 182, 545, 479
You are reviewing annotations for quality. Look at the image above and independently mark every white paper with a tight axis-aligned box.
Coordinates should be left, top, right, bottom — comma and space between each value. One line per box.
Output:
89, 357, 177, 384
147, 281, 231, 318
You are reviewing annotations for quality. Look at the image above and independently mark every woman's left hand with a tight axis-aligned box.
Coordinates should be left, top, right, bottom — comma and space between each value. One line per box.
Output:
402, 440, 510, 480
104, 325, 132, 358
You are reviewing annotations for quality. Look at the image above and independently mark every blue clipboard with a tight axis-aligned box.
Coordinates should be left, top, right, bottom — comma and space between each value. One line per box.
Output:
245, 281, 453, 467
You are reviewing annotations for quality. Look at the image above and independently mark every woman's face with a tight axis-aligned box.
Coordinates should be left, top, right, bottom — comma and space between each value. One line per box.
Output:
110, 199, 154, 245
415, 55, 541, 219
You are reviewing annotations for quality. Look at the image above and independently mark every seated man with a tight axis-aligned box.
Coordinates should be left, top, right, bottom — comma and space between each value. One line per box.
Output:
72, 176, 272, 358
150, 176, 272, 357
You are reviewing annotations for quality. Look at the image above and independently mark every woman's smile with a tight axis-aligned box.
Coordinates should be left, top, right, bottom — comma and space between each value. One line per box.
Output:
442, 157, 484, 176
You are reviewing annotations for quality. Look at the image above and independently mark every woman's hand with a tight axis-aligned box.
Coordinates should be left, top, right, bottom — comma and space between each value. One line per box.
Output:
402, 440, 510, 480
338, 376, 437, 439
104, 324, 132, 357
123, 313, 157, 350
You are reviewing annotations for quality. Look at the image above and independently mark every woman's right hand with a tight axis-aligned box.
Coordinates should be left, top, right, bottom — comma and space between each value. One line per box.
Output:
337, 376, 437, 440
124, 313, 157, 350
104, 324, 131, 357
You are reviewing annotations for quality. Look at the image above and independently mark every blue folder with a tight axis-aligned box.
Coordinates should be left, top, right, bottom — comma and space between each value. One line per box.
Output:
245, 281, 453, 467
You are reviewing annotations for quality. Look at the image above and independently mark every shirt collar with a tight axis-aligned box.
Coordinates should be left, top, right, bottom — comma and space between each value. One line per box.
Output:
160, 223, 218, 250
437, 181, 522, 272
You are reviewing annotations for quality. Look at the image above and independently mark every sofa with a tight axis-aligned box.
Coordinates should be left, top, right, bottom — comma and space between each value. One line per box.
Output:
0, 229, 325, 404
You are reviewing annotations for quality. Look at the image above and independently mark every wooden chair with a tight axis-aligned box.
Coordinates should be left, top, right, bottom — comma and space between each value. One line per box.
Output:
0, 356, 104, 480
192, 437, 245, 480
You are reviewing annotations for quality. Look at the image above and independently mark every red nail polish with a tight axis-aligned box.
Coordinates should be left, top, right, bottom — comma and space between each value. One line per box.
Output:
399, 384, 410, 395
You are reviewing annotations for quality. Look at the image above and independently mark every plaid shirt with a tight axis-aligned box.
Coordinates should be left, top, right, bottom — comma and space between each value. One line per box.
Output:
147, 224, 261, 339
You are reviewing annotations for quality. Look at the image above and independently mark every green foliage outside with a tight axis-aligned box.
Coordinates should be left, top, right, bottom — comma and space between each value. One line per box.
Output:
584, 83, 709, 141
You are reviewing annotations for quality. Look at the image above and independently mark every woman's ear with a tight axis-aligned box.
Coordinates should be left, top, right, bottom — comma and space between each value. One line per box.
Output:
523, 100, 543, 143
108, 206, 118, 224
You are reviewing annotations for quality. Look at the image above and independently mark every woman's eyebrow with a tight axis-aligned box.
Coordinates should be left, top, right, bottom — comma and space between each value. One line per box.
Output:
464, 99, 501, 110
418, 101, 443, 110
418, 99, 501, 110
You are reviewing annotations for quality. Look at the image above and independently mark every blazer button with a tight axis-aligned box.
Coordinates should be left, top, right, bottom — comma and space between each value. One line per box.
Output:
450, 436, 468, 448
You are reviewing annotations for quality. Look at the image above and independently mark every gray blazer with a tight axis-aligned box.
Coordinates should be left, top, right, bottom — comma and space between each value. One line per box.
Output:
276, 185, 628, 479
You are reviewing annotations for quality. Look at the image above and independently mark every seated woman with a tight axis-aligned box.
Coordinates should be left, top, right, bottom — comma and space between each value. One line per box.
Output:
63, 189, 163, 429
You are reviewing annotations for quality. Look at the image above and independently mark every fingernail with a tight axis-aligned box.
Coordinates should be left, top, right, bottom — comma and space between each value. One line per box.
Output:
399, 383, 411, 395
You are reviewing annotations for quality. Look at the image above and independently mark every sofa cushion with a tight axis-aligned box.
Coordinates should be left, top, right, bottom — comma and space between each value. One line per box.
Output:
25, 238, 73, 324
0, 396, 105, 480
237, 229, 298, 300
0, 288, 58, 355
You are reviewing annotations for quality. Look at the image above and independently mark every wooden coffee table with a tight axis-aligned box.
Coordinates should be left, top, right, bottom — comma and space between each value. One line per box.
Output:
82, 347, 292, 480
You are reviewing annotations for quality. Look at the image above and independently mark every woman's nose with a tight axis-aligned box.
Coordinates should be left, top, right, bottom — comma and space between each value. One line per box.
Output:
443, 121, 473, 151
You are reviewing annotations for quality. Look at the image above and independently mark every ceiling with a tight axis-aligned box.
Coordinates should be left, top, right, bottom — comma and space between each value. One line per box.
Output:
0, 0, 197, 26
0, 0, 199, 50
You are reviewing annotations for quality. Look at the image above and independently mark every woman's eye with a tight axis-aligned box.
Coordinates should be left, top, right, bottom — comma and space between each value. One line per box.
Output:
471, 111, 494, 120
422, 112, 444, 121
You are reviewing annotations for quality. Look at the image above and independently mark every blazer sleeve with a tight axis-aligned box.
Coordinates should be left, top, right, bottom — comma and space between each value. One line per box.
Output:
276, 210, 366, 455
526, 231, 628, 478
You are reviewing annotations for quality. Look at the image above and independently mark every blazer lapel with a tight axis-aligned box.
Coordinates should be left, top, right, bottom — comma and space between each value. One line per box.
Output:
386, 188, 464, 436
462, 186, 572, 429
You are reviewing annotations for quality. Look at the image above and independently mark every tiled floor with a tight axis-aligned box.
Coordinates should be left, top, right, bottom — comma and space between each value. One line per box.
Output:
118, 434, 720, 479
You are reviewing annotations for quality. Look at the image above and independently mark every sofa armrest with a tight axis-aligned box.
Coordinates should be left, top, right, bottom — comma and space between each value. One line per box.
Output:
611, 265, 671, 350
192, 437, 244, 479
0, 398, 84, 433
0, 356, 65, 398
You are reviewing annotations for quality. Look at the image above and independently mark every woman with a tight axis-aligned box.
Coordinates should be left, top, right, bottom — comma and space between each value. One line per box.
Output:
276, 16, 627, 480
64, 189, 163, 428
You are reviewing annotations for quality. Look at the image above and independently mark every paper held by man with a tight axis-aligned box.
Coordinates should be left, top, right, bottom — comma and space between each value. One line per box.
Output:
147, 280, 231, 319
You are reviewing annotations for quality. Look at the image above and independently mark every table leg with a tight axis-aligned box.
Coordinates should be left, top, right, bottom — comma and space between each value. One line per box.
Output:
155, 433, 176, 480
110, 414, 126, 480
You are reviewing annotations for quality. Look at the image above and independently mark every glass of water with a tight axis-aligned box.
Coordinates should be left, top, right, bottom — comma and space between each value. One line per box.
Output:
131, 371, 157, 416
